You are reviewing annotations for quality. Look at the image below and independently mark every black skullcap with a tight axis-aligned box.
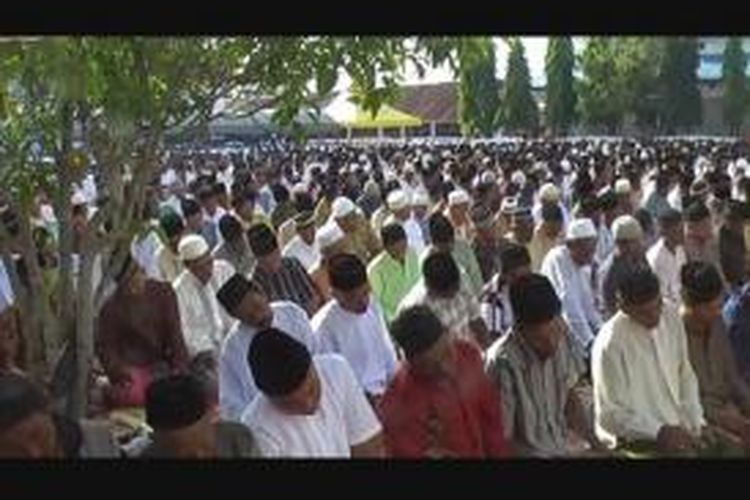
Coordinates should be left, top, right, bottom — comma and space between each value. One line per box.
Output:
509, 274, 561, 326
247, 223, 278, 257
218, 214, 243, 242
381, 223, 407, 248
423, 251, 460, 294
216, 273, 254, 314
681, 261, 724, 305
159, 210, 185, 239
684, 201, 710, 222
248, 328, 312, 397
181, 197, 202, 218
328, 253, 367, 292
541, 203, 563, 222
500, 243, 531, 275
658, 207, 683, 227
390, 305, 446, 359
618, 265, 660, 306
145, 374, 208, 431
428, 212, 455, 244
0, 374, 49, 432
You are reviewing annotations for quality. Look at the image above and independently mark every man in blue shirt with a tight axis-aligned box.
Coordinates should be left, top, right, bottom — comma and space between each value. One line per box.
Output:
723, 282, 750, 384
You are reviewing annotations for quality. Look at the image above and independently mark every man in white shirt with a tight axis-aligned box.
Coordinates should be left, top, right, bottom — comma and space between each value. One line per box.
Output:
592, 266, 708, 457
172, 235, 236, 361
541, 218, 602, 361
241, 328, 385, 458
385, 189, 425, 255
312, 253, 398, 408
646, 208, 686, 306
282, 211, 320, 272
216, 274, 316, 422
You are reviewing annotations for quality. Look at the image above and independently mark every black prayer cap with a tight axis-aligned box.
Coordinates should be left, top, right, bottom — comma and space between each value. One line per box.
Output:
0, 374, 49, 432
328, 253, 367, 292
509, 274, 561, 326
159, 210, 185, 239
684, 201, 710, 222
146, 374, 208, 431
248, 328, 312, 397
216, 273, 254, 314
247, 223, 278, 257
618, 265, 660, 306
500, 244, 531, 275
390, 305, 446, 359
681, 261, 724, 305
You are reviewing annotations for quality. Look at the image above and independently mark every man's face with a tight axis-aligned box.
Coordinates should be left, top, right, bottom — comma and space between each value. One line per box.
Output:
616, 238, 644, 260
393, 207, 411, 221
511, 214, 534, 244
158, 413, 216, 459
333, 282, 371, 315
202, 196, 218, 215
386, 239, 408, 262
450, 203, 469, 221
623, 294, 663, 330
0, 308, 19, 366
542, 220, 563, 239
662, 221, 685, 248
336, 214, 359, 234
693, 295, 723, 326
0, 411, 59, 459
410, 333, 455, 380
523, 315, 566, 361
298, 225, 316, 246
567, 238, 597, 266
236, 291, 273, 329
273, 366, 321, 416
185, 253, 214, 284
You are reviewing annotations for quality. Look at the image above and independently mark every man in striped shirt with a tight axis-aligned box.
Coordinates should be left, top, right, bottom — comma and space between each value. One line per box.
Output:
247, 223, 324, 317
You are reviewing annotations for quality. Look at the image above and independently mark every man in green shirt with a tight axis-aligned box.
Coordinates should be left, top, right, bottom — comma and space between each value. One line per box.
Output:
368, 223, 420, 324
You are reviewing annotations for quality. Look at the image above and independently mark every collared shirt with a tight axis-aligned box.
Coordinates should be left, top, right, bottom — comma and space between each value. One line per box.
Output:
313, 298, 398, 396
252, 257, 318, 316
172, 259, 236, 357
723, 283, 750, 383
212, 239, 255, 277
282, 235, 321, 273
528, 225, 562, 273
381, 339, 508, 458
485, 324, 586, 457
685, 317, 750, 424
219, 301, 317, 422
541, 246, 602, 357
647, 239, 687, 307
367, 249, 420, 323
241, 354, 382, 458
398, 278, 482, 347
599, 252, 650, 320
592, 305, 705, 448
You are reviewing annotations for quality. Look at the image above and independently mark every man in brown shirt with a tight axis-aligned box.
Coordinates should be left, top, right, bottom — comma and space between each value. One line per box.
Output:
681, 261, 750, 454
96, 255, 190, 408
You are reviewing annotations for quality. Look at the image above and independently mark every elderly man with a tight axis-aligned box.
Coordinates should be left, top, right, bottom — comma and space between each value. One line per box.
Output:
592, 266, 708, 457
367, 223, 421, 324
313, 254, 398, 408
385, 189, 424, 254
599, 215, 649, 320
281, 211, 321, 273
529, 203, 564, 272
173, 234, 236, 362
216, 274, 317, 422
399, 251, 490, 350
541, 218, 602, 360
682, 262, 750, 455
241, 328, 385, 458
647, 208, 686, 306
446, 189, 473, 240
485, 274, 599, 457
381, 305, 508, 458
327, 196, 381, 264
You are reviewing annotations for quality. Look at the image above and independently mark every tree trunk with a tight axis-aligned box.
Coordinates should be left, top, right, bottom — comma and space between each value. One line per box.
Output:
70, 247, 95, 420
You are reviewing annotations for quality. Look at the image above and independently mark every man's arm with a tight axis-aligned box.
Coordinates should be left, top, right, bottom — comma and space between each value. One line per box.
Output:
351, 431, 386, 458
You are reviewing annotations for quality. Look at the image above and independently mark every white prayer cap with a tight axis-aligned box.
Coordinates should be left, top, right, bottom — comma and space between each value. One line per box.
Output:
291, 182, 308, 195
331, 197, 357, 219
387, 190, 409, 211
560, 159, 572, 173
349, 163, 361, 173
640, 150, 649, 161
316, 221, 345, 250
480, 171, 496, 185
481, 156, 492, 166
612, 215, 643, 241
737, 158, 749, 169
539, 183, 560, 202
412, 190, 430, 207
178, 234, 210, 262
614, 178, 632, 195
511, 170, 526, 186
71, 190, 87, 206
500, 196, 519, 215
565, 218, 598, 241
448, 189, 471, 207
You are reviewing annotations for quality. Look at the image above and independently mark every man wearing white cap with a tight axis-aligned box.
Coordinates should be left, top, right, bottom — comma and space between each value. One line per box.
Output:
282, 211, 321, 273
541, 218, 603, 360
386, 189, 425, 255
532, 183, 569, 229
172, 234, 237, 361
599, 215, 648, 320
445, 189, 473, 240
614, 178, 634, 216
410, 190, 432, 246
310, 220, 354, 300
327, 197, 381, 265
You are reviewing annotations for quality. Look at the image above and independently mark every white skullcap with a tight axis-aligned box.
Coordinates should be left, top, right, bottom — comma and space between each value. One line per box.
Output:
500, 196, 519, 215
561, 159, 571, 173
565, 218, 598, 241
614, 178, 632, 195
640, 151, 649, 161
412, 190, 430, 207
480, 171, 496, 185
178, 234, 209, 261
331, 197, 356, 219
539, 183, 560, 202
448, 189, 471, 206
481, 157, 492, 166
387, 190, 409, 211
511, 170, 526, 186
612, 215, 643, 241
316, 221, 345, 250
71, 190, 87, 206
291, 182, 308, 195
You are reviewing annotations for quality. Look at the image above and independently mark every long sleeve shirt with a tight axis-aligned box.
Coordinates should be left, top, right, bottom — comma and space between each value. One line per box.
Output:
219, 301, 317, 422
541, 246, 602, 356
592, 305, 705, 448
646, 239, 686, 307
381, 340, 509, 458
367, 249, 421, 324
313, 298, 398, 397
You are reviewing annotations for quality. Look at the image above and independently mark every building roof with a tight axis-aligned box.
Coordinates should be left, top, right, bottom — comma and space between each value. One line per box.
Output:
392, 82, 459, 124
